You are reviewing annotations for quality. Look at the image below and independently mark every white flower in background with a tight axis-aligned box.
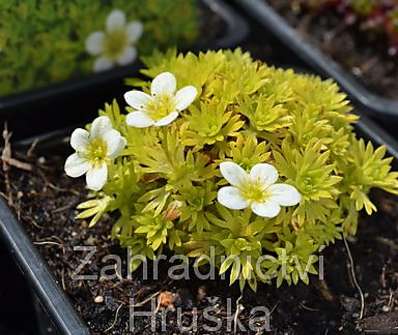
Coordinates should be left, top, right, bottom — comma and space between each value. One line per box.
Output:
64, 116, 126, 191
124, 72, 197, 128
85, 9, 143, 72
217, 162, 301, 218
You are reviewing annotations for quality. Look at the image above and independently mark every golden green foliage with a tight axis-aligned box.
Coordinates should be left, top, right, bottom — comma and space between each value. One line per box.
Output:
77, 49, 398, 290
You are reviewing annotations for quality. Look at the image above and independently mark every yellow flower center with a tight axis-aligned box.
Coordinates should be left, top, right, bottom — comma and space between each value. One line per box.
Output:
146, 94, 176, 121
85, 138, 108, 166
239, 180, 269, 203
103, 29, 128, 60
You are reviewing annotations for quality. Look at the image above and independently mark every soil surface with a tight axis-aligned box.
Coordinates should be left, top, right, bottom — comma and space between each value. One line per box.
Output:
2, 132, 398, 335
268, 0, 398, 100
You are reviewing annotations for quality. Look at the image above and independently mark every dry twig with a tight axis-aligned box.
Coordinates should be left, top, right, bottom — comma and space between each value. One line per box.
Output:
104, 303, 124, 333
233, 295, 244, 335
343, 235, 365, 319
1, 124, 32, 206
1, 126, 32, 172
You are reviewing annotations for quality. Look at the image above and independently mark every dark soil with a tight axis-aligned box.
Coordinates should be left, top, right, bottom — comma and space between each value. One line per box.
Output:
196, 2, 226, 49
2, 134, 398, 335
268, 0, 398, 100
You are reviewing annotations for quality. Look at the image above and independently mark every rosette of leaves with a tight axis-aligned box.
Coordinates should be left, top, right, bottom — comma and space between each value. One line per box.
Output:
0, 0, 198, 96
77, 49, 398, 290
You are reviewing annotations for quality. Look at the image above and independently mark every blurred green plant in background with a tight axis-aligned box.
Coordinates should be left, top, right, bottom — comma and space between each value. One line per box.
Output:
0, 0, 198, 96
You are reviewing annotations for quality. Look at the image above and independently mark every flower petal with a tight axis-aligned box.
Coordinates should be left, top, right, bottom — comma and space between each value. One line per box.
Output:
103, 129, 125, 158
250, 163, 278, 187
116, 137, 128, 155
217, 186, 248, 210
251, 201, 281, 218
94, 56, 113, 72
151, 72, 176, 96
64, 153, 90, 178
85, 31, 105, 56
90, 116, 113, 138
116, 46, 137, 66
153, 112, 179, 127
175, 86, 197, 111
124, 90, 152, 110
106, 9, 126, 32
219, 161, 248, 187
126, 111, 154, 128
268, 183, 301, 207
86, 164, 108, 191
127, 21, 143, 43
70, 128, 89, 151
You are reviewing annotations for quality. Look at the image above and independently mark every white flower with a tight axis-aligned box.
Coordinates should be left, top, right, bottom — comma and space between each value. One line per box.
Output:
85, 9, 143, 72
124, 72, 197, 128
64, 116, 126, 191
217, 162, 301, 218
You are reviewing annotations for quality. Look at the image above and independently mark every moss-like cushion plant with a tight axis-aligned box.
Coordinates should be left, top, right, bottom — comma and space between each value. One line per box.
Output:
0, 0, 198, 96
65, 49, 398, 291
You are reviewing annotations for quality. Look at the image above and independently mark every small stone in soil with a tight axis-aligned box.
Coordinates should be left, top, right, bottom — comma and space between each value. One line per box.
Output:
94, 296, 104, 304
382, 305, 391, 312
158, 291, 176, 310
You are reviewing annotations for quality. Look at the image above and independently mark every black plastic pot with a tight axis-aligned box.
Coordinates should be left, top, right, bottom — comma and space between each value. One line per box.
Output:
0, 198, 87, 335
235, 0, 398, 120
0, 0, 249, 141
0, 112, 397, 335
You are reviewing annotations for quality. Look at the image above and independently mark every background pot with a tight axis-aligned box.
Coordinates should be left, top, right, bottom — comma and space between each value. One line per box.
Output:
235, 0, 398, 121
0, 0, 248, 142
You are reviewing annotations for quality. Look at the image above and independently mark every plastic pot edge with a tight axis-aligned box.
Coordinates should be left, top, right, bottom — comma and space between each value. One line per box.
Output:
0, 199, 90, 335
